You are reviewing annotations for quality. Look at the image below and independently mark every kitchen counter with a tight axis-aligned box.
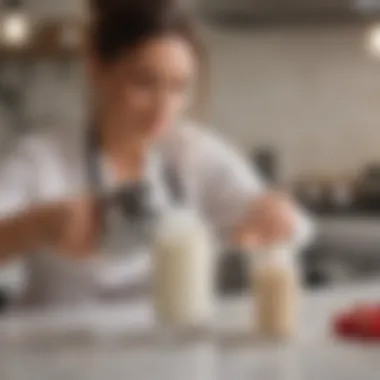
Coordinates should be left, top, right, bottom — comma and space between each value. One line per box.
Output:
1, 281, 380, 380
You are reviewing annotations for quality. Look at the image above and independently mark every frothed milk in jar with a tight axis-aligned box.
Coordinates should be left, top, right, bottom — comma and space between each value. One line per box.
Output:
252, 245, 300, 340
153, 209, 216, 328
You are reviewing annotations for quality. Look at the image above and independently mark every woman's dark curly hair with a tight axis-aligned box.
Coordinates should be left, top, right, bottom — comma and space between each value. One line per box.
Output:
87, 0, 208, 117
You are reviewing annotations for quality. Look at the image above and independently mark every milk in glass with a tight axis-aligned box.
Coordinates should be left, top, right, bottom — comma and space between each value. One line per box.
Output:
252, 245, 300, 341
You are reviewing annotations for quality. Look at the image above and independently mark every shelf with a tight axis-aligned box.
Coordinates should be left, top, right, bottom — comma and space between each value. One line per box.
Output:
0, 44, 81, 60
0, 18, 84, 60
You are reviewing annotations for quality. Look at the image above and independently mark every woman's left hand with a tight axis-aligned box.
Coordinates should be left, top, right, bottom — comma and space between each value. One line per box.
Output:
233, 192, 296, 249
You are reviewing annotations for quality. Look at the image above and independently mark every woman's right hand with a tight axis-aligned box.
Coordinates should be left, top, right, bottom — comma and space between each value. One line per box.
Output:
0, 196, 103, 262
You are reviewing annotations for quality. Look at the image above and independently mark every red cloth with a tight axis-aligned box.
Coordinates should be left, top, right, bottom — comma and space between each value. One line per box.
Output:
333, 305, 380, 340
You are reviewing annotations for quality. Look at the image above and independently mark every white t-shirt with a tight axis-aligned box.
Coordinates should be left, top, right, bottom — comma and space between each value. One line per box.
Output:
0, 121, 312, 309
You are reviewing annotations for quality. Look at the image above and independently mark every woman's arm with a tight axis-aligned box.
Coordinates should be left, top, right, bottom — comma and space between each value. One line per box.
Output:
0, 197, 100, 262
194, 129, 314, 250
0, 138, 42, 261
0, 136, 100, 263
0, 204, 62, 262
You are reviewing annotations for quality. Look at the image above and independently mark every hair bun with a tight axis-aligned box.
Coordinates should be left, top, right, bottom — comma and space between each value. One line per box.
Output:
89, 0, 180, 18
89, 0, 120, 17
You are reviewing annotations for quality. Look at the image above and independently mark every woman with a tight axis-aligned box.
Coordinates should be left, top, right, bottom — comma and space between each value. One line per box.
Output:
0, 0, 312, 309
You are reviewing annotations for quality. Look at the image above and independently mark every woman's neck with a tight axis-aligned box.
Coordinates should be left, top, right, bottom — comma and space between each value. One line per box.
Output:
97, 116, 149, 183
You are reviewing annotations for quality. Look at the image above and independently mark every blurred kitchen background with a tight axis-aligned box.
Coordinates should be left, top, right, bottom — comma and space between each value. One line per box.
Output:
2, 0, 380, 307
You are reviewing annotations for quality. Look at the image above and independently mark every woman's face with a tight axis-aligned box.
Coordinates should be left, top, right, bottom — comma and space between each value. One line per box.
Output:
91, 35, 197, 141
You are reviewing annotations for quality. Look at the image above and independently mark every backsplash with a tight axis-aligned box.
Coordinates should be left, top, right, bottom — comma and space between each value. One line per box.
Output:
1, 1, 380, 184
207, 25, 380, 182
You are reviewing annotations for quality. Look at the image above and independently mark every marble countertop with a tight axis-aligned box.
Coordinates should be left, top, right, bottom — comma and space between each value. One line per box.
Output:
1, 281, 380, 380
